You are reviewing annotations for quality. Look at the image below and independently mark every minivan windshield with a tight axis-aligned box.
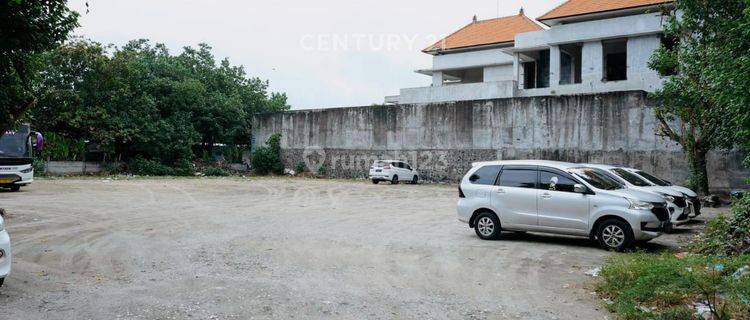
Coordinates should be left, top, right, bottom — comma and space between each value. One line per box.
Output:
612, 168, 652, 187
636, 171, 672, 186
568, 167, 624, 190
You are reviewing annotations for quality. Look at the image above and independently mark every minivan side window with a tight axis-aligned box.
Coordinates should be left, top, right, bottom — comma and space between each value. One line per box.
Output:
469, 165, 502, 185
539, 169, 577, 193
497, 167, 537, 189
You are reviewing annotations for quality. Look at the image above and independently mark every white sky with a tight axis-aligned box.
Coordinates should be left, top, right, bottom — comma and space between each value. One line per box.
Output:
67, 0, 566, 110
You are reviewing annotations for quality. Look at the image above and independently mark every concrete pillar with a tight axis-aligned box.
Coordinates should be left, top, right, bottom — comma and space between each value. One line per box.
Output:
549, 45, 561, 89
513, 53, 523, 91
432, 72, 444, 86
581, 41, 604, 85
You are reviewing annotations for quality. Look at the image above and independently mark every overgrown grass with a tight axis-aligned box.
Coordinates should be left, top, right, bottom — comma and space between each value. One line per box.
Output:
596, 253, 750, 320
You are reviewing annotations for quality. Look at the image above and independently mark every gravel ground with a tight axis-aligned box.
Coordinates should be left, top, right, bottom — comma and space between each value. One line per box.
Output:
0, 178, 723, 320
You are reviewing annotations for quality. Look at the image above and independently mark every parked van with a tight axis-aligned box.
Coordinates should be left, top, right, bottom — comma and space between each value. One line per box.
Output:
0, 215, 10, 287
369, 160, 419, 184
457, 160, 671, 251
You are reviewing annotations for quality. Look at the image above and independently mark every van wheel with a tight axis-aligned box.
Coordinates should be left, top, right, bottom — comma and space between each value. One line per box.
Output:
474, 212, 502, 240
597, 219, 634, 252
411, 175, 418, 184
0, 277, 4, 287
391, 175, 399, 185
9, 185, 20, 192
372, 180, 379, 184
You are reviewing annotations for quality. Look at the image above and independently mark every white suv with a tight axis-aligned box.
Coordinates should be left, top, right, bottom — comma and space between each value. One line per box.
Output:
0, 215, 10, 287
457, 160, 670, 251
369, 160, 419, 184
585, 164, 691, 226
623, 168, 702, 218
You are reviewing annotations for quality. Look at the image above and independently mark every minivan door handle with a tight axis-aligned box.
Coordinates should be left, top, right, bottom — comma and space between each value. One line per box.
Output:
495, 188, 506, 194
541, 193, 552, 199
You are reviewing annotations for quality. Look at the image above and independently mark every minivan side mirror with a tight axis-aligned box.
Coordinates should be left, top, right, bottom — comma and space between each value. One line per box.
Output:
574, 184, 588, 194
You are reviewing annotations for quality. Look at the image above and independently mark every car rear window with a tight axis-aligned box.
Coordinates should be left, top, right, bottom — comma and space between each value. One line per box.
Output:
469, 165, 501, 185
497, 168, 537, 189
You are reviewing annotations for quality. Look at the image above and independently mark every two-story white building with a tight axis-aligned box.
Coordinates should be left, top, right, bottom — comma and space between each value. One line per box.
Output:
387, 0, 673, 104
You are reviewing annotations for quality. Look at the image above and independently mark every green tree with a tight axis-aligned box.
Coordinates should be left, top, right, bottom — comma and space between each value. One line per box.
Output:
650, 0, 750, 194
29, 39, 289, 168
0, 0, 79, 133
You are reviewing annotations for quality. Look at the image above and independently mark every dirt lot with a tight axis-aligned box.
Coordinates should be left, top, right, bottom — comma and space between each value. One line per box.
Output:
0, 178, 718, 320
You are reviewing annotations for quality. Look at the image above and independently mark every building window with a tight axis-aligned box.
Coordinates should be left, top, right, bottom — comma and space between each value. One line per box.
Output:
559, 43, 582, 85
442, 68, 484, 85
603, 39, 627, 82
519, 49, 550, 89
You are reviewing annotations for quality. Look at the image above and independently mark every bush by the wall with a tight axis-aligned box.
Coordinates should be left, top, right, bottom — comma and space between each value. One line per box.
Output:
128, 157, 194, 176
692, 196, 750, 256
204, 166, 230, 177
251, 134, 283, 175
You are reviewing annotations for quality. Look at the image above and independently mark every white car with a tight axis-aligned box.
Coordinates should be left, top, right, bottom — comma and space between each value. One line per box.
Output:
585, 164, 691, 226
369, 160, 419, 184
623, 168, 702, 218
457, 160, 671, 251
0, 215, 10, 287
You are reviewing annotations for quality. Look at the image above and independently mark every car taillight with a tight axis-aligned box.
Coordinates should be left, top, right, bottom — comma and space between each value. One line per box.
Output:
383, 165, 391, 169
459, 186, 466, 198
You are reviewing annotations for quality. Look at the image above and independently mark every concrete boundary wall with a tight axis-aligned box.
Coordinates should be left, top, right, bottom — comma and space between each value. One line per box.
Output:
252, 91, 748, 191
45, 161, 103, 176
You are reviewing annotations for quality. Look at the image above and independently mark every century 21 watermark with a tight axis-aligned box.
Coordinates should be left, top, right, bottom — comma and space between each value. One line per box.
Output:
300, 33, 445, 52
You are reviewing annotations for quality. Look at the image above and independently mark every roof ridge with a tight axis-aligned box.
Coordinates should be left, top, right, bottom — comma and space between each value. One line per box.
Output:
422, 20, 477, 53
538, 0, 571, 20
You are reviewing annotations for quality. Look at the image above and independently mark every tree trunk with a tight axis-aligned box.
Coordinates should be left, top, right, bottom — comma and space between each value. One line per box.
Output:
688, 147, 710, 195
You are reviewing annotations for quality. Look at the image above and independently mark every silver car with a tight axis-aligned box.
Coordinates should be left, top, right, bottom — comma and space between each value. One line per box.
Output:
457, 160, 670, 251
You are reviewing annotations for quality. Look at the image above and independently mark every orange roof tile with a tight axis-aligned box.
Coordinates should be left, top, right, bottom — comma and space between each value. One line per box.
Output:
423, 14, 544, 53
538, 0, 673, 21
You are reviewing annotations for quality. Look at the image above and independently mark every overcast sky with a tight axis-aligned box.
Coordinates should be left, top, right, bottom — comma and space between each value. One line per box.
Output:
67, 0, 567, 110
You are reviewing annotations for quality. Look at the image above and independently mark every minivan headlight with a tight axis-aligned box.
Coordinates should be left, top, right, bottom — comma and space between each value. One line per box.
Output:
20, 167, 33, 174
627, 198, 655, 210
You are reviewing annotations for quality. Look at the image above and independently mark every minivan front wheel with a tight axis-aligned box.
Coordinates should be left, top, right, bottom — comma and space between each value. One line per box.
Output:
597, 219, 634, 251
474, 212, 501, 240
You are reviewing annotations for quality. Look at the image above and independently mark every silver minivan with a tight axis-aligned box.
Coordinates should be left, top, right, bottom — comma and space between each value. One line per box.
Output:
457, 160, 671, 251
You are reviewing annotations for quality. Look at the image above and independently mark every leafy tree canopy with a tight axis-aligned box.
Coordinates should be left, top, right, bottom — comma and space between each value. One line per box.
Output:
29, 39, 290, 165
0, 0, 79, 134
650, 0, 750, 193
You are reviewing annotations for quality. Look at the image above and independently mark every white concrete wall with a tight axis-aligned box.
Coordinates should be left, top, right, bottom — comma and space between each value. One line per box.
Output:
518, 35, 664, 97
432, 48, 513, 71
398, 81, 517, 104
515, 13, 666, 50
484, 65, 514, 82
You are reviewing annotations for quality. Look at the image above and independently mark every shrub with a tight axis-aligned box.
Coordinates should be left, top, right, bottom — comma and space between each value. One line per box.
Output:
32, 158, 46, 176
204, 166, 230, 177
317, 165, 328, 177
127, 157, 194, 176
295, 162, 306, 173
251, 134, 283, 175
692, 196, 750, 256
